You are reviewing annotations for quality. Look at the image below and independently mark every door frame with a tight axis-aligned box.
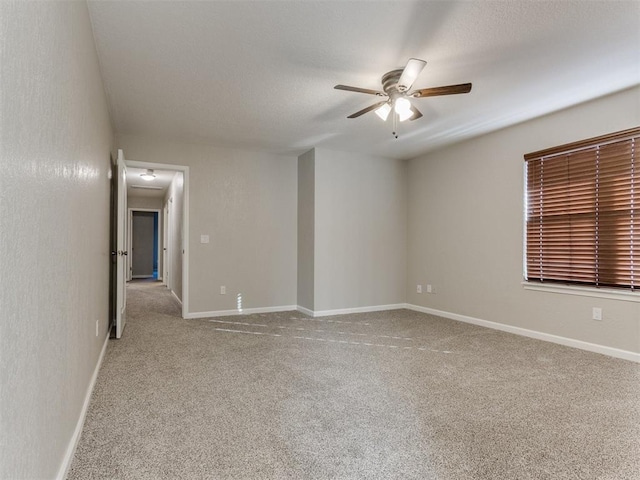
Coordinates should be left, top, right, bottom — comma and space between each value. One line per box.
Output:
108, 154, 117, 332
163, 200, 169, 288
124, 159, 190, 319
128, 208, 162, 280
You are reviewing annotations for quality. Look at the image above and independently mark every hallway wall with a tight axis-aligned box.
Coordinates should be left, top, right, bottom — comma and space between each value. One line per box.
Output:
0, 2, 114, 478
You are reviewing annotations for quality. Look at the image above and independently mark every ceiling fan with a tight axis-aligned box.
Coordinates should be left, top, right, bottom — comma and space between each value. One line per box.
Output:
335, 58, 472, 137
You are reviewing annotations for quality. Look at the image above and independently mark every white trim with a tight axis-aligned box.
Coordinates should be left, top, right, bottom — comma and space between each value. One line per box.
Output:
184, 300, 639, 362
522, 281, 640, 303
406, 304, 640, 364
56, 334, 110, 480
171, 289, 183, 306
182, 167, 190, 319
185, 305, 298, 319
307, 303, 407, 318
296, 305, 314, 317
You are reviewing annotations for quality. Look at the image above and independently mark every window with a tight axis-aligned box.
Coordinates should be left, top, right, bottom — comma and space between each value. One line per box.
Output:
524, 127, 639, 291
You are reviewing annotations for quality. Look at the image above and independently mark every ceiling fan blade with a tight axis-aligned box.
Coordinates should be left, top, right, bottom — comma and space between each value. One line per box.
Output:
347, 101, 388, 119
397, 58, 427, 92
334, 84, 385, 96
411, 83, 472, 98
409, 104, 423, 121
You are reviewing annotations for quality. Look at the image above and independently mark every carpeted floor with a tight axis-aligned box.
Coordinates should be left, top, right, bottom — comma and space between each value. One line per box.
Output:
68, 281, 640, 479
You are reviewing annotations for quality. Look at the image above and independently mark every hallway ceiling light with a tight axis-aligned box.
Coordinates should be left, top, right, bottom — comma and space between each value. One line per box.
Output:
140, 169, 156, 181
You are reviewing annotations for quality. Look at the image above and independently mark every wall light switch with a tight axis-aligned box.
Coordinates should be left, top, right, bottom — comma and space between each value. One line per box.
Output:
426, 284, 432, 294
200, 235, 210, 244
220, 286, 226, 295
417, 284, 422, 294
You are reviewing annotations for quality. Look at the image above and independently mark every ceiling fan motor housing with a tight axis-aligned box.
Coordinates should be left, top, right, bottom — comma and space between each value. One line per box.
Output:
381, 69, 406, 101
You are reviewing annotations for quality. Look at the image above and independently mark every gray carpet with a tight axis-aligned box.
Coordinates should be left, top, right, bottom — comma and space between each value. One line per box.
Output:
68, 281, 640, 479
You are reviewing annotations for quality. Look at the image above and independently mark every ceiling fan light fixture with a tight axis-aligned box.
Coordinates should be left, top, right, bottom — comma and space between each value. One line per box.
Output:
398, 109, 413, 122
394, 97, 413, 122
375, 103, 392, 121
140, 169, 156, 181
335, 58, 471, 135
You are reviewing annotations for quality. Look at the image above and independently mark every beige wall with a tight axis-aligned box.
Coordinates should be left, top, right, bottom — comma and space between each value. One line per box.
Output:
0, 2, 113, 478
313, 149, 407, 311
407, 87, 640, 354
297, 149, 315, 311
117, 134, 298, 314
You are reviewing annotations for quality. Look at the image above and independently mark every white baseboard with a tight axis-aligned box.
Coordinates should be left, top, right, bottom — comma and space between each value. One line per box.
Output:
406, 304, 640, 363
56, 333, 110, 480
171, 290, 182, 305
185, 300, 638, 363
187, 304, 405, 320
185, 305, 297, 319
307, 303, 407, 318
296, 305, 314, 317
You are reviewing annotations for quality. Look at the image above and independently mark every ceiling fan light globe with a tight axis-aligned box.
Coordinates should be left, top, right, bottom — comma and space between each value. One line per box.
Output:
398, 109, 413, 122
394, 97, 413, 121
375, 103, 391, 121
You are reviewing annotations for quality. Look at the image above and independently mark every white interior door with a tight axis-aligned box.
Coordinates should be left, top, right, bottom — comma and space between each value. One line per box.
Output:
115, 149, 128, 338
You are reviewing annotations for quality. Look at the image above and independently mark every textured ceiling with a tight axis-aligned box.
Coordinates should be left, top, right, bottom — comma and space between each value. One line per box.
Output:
88, 1, 640, 160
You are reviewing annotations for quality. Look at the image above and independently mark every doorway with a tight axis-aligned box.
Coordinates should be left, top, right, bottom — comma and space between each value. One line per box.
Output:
123, 159, 190, 318
129, 210, 161, 280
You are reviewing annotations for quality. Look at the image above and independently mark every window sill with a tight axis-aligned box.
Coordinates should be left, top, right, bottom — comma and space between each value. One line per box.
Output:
522, 281, 640, 303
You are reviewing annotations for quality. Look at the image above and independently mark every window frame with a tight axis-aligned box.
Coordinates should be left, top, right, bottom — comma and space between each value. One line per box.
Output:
522, 127, 640, 298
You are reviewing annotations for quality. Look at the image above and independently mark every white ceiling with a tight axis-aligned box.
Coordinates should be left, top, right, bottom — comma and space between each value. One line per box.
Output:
88, 1, 640, 160
126, 167, 174, 198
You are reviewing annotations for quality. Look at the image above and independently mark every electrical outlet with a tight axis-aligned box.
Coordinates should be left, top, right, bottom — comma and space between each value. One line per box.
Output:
95, 319, 99, 337
417, 284, 422, 294
220, 285, 226, 295
426, 284, 432, 294
592, 307, 602, 321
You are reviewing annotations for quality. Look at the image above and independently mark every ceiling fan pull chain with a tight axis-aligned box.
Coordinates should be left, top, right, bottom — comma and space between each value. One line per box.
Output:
392, 112, 398, 139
